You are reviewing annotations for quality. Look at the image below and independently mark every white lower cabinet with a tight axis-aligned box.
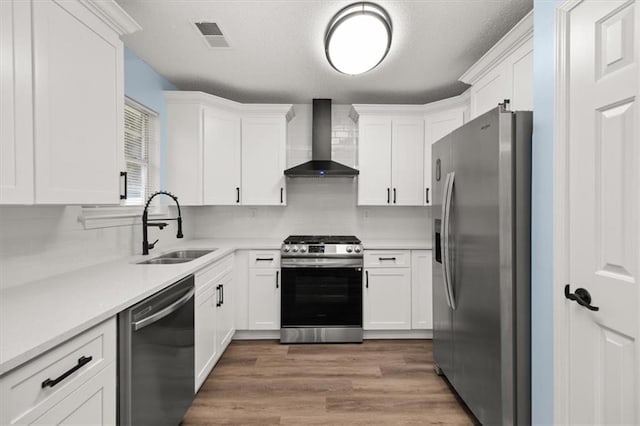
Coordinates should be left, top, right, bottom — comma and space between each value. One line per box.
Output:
194, 255, 235, 392
411, 250, 433, 330
31, 363, 116, 425
248, 250, 281, 330
363, 250, 412, 330
0, 319, 116, 425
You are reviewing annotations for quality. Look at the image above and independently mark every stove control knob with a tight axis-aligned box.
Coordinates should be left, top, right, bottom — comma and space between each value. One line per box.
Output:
346, 246, 353, 253
292, 245, 299, 253
354, 246, 362, 253
300, 246, 307, 253
283, 245, 290, 253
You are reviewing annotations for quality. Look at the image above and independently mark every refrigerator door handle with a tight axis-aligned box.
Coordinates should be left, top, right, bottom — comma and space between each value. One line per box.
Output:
442, 171, 456, 310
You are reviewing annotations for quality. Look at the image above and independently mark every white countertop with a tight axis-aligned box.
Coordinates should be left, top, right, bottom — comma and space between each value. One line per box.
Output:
0, 237, 428, 375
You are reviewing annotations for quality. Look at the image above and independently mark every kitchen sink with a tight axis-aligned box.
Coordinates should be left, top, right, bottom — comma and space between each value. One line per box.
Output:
157, 249, 216, 259
136, 249, 216, 265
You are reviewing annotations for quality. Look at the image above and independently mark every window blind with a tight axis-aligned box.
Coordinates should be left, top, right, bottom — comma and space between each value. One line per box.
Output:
124, 103, 151, 205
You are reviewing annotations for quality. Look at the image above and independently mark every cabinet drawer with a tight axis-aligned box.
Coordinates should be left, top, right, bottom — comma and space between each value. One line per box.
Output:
364, 250, 411, 268
249, 250, 280, 268
195, 254, 234, 288
0, 318, 116, 425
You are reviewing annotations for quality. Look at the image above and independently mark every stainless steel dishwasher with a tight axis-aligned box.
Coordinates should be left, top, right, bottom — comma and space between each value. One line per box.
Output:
118, 274, 195, 426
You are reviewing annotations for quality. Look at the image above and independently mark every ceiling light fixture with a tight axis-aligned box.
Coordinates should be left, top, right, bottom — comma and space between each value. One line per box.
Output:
325, 2, 392, 75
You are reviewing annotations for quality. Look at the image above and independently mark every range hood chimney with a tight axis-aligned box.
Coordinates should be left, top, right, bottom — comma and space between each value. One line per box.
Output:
284, 99, 359, 177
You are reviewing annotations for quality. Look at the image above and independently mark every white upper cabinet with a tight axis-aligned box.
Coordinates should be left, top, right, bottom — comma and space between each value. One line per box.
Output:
460, 11, 533, 119
357, 116, 392, 205
203, 108, 241, 205
352, 106, 425, 206
391, 118, 424, 206
0, 0, 140, 205
423, 103, 466, 205
165, 92, 292, 206
241, 111, 289, 206
0, 0, 33, 204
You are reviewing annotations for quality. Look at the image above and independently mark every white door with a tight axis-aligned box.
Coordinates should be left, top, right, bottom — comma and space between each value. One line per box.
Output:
357, 116, 392, 205
33, 0, 124, 204
411, 250, 433, 330
241, 116, 286, 205
195, 282, 218, 391
363, 268, 411, 330
566, 1, 639, 424
203, 108, 241, 205
0, 0, 34, 204
424, 110, 464, 205
391, 117, 424, 206
31, 363, 116, 425
216, 271, 234, 351
248, 268, 280, 330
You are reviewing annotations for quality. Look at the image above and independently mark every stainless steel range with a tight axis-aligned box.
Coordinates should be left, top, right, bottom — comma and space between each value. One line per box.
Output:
280, 235, 363, 343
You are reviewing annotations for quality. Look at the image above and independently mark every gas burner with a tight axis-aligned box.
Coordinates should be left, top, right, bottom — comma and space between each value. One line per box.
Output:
283, 235, 361, 245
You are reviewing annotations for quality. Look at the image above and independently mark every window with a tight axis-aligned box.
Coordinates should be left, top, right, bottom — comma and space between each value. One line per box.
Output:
123, 98, 158, 206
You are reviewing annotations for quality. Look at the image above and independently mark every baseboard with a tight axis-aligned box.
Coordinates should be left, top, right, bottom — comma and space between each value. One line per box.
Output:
364, 329, 433, 339
232, 329, 433, 341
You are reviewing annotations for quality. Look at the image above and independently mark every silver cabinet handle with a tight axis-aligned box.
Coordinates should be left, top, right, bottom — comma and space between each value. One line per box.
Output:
442, 172, 456, 310
133, 288, 194, 331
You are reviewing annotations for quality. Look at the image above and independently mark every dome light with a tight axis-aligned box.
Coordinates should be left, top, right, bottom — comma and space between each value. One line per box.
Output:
325, 2, 392, 75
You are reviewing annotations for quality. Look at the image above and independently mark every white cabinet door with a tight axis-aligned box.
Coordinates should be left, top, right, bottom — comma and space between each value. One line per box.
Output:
166, 102, 203, 205
391, 118, 424, 206
411, 250, 433, 330
31, 362, 116, 426
241, 116, 286, 205
195, 282, 218, 391
248, 268, 280, 330
358, 116, 392, 205
216, 271, 235, 352
203, 108, 241, 205
363, 268, 411, 330
424, 110, 464, 205
0, 0, 34, 204
32, 0, 123, 204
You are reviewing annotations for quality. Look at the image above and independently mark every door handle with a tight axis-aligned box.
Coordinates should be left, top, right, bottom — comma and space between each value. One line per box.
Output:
442, 172, 456, 310
120, 171, 127, 200
133, 288, 195, 331
564, 284, 599, 311
42, 356, 93, 388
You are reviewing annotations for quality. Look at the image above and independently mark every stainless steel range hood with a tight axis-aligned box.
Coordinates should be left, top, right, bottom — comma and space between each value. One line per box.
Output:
284, 99, 359, 177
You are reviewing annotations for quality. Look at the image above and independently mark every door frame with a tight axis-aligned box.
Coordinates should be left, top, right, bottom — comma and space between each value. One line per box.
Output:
552, 1, 580, 424
553, 1, 640, 424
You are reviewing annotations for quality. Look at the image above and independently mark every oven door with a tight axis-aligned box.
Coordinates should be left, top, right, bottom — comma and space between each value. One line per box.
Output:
281, 260, 363, 327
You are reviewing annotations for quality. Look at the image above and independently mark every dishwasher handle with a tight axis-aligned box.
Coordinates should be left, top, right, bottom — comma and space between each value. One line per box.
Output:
132, 288, 195, 331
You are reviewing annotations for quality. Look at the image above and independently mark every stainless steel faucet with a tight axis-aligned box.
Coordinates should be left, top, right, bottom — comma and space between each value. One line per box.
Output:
142, 191, 183, 255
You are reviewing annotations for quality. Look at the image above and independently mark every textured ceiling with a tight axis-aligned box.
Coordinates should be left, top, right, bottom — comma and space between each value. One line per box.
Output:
117, 0, 533, 104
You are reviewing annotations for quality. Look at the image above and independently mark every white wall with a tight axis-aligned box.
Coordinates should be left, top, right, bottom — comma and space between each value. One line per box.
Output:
0, 206, 191, 289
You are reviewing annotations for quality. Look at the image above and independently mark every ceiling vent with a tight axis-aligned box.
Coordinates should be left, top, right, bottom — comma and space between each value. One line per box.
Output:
194, 22, 230, 48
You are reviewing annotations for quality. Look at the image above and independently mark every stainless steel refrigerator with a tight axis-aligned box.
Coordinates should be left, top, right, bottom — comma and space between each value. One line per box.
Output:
432, 104, 531, 425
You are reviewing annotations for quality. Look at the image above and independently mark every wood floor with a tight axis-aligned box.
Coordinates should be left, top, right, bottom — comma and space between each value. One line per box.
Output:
183, 340, 478, 425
